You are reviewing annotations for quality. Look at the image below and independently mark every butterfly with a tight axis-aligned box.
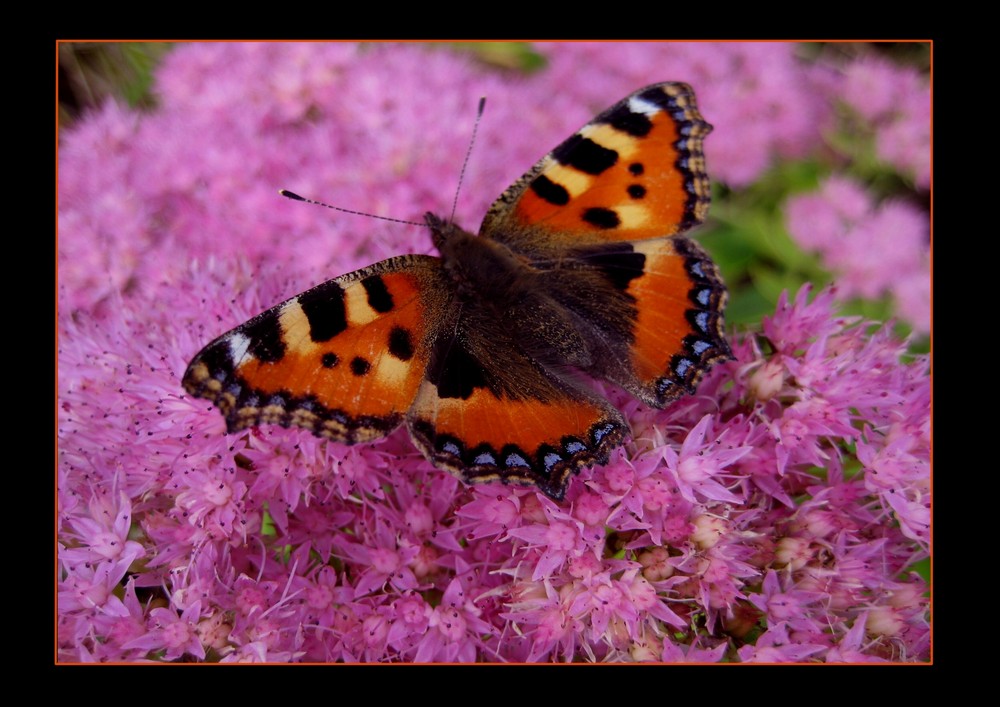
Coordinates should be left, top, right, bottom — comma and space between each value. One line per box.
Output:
183, 82, 732, 501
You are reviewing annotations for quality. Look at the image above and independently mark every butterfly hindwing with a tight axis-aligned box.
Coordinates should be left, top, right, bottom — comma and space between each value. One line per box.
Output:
475, 232, 730, 412
572, 236, 731, 407
481, 82, 711, 251
183, 255, 446, 443
406, 316, 628, 501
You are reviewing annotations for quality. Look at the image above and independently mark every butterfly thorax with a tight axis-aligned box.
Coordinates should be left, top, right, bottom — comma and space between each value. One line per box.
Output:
425, 212, 537, 306
424, 211, 612, 380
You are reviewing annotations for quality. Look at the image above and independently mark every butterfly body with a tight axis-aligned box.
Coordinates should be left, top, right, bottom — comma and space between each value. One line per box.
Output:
184, 82, 732, 500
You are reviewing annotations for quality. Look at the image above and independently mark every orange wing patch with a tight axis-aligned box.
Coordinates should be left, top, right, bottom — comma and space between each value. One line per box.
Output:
183, 255, 441, 443
621, 237, 731, 406
408, 380, 626, 501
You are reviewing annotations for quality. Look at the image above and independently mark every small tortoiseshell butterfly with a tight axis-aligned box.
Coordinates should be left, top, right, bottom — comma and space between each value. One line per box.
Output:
183, 82, 732, 501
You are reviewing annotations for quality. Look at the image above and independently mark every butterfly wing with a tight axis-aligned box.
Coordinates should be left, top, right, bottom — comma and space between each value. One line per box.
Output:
405, 311, 627, 501
481, 82, 711, 251
477, 81, 730, 409
571, 236, 731, 407
183, 255, 447, 443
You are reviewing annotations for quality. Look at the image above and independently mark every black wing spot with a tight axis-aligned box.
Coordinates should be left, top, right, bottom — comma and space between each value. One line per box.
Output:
298, 280, 347, 342
350, 357, 371, 376
637, 85, 675, 111
530, 175, 570, 206
582, 207, 621, 229
627, 184, 646, 199
321, 352, 339, 368
577, 244, 645, 291
196, 339, 237, 376
553, 134, 618, 175
429, 339, 489, 400
388, 326, 414, 361
603, 104, 653, 137
362, 275, 394, 313
242, 318, 286, 363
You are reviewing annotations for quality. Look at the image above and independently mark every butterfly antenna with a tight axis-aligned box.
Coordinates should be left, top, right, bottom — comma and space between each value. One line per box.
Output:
279, 190, 424, 228
449, 96, 487, 224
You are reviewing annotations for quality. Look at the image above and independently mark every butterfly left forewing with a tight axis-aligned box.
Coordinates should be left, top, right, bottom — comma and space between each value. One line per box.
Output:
183, 255, 446, 443
481, 82, 711, 252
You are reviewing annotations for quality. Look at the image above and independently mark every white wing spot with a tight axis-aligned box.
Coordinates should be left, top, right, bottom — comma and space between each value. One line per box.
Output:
374, 355, 410, 387
628, 95, 662, 117
227, 333, 252, 364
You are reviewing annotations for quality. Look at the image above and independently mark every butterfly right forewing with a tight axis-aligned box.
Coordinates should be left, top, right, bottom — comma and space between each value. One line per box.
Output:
474, 82, 729, 409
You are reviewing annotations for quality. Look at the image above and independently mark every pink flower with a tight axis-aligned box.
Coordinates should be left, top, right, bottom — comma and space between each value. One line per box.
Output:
411, 561, 498, 662
660, 638, 728, 663
457, 493, 523, 540
663, 416, 751, 504
84, 579, 149, 661
386, 593, 432, 654
750, 571, 825, 633
502, 578, 581, 662
857, 434, 930, 545
123, 602, 207, 661
173, 466, 250, 544
334, 518, 421, 597
58, 556, 133, 615
507, 501, 595, 581
840, 56, 930, 188
61, 491, 146, 568
738, 622, 826, 663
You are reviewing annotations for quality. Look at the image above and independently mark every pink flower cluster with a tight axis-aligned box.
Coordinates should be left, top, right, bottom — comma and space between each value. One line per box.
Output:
58, 42, 930, 662
838, 56, 931, 189
781, 50, 930, 334
785, 176, 930, 333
